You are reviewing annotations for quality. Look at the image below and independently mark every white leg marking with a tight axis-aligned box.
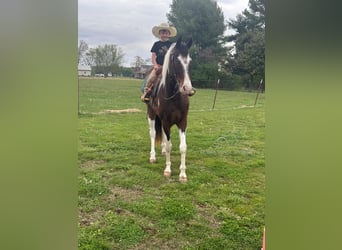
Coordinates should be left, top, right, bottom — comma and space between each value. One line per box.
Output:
163, 129, 172, 177
179, 129, 187, 182
148, 118, 156, 163
161, 131, 167, 155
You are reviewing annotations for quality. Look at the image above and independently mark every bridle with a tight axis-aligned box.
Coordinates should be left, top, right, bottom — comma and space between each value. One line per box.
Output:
161, 53, 184, 100
162, 75, 181, 100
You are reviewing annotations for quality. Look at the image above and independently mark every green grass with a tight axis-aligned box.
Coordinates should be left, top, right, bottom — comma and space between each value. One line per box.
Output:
78, 77, 265, 249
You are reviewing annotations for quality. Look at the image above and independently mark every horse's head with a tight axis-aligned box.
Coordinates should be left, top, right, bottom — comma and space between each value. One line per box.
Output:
164, 37, 193, 96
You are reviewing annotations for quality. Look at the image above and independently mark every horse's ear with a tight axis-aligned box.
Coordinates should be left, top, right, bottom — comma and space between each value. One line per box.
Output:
176, 36, 182, 49
187, 37, 193, 48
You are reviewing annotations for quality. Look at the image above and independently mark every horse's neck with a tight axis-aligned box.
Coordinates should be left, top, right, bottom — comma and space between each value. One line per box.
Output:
165, 73, 177, 92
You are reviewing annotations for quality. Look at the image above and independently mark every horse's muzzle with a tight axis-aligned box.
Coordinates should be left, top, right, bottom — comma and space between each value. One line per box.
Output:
181, 85, 195, 96
188, 88, 196, 96
180, 85, 193, 95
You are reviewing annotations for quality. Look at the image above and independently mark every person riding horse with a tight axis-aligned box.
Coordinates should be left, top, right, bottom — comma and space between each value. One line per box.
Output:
145, 36, 194, 182
141, 23, 195, 103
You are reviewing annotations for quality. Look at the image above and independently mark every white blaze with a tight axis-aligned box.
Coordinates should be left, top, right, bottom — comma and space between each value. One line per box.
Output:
178, 54, 192, 93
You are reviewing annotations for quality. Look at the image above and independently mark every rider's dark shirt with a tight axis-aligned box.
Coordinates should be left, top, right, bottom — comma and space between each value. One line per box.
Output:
151, 40, 172, 65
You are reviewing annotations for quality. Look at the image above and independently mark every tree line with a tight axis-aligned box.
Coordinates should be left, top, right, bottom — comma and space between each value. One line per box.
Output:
78, 0, 265, 90
78, 41, 132, 77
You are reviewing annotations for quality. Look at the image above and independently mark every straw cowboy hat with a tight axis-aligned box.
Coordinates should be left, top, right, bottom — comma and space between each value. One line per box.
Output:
152, 23, 177, 38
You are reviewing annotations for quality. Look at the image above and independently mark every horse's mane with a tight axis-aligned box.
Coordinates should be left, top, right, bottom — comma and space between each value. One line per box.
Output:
160, 43, 176, 88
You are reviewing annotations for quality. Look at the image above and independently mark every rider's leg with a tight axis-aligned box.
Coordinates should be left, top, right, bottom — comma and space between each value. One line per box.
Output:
141, 69, 157, 102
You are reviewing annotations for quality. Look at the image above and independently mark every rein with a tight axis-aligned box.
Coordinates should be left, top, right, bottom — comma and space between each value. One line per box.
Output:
163, 88, 180, 100
162, 75, 180, 100
159, 48, 189, 101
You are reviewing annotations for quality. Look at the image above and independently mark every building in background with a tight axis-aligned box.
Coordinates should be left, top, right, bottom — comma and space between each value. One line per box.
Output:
78, 65, 91, 77
133, 64, 152, 79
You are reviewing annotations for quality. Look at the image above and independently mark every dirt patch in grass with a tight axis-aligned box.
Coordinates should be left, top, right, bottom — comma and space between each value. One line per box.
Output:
196, 203, 221, 229
101, 108, 142, 114
79, 185, 144, 226
108, 186, 144, 202
79, 209, 105, 226
80, 160, 106, 170
79, 108, 143, 115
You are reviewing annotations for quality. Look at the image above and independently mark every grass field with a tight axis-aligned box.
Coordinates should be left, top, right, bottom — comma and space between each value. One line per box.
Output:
78, 77, 265, 249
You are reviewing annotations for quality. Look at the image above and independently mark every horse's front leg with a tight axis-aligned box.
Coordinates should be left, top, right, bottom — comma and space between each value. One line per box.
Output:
179, 129, 187, 182
148, 118, 156, 163
161, 134, 167, 155
163, 128, 172, 177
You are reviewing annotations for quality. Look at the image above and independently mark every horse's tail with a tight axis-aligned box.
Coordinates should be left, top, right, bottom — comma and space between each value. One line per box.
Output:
155, 116, 162, 144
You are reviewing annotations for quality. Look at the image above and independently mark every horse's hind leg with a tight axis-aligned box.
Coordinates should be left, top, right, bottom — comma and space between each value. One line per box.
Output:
178, 129, 187, 182
162, 128, 172, 177
148, 118, 156, 163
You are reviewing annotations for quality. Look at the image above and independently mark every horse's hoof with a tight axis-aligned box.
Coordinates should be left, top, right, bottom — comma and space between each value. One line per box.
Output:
150, 159, 156, 164
179, 176, 188, 183
161, 151, 166, 156
164, 171, 171, 177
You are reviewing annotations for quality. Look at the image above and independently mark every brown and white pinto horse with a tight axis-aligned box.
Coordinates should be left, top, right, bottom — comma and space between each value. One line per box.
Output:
146, 37, 193, 183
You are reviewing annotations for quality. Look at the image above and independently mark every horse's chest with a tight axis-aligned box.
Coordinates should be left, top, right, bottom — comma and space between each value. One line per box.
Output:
162, 109, 187, 124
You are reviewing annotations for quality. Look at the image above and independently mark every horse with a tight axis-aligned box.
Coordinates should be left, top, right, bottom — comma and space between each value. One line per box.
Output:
145, 37, 194, 183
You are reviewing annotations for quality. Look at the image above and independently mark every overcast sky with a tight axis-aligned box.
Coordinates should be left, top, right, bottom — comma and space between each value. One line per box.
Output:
78, 0, 249, 67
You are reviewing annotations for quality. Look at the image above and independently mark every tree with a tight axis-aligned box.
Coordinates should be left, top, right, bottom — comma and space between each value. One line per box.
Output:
167, 0, 227, 86
225, 0, 265, 89
78, 40, 89, 65
118, 66, 133, 77
167, 0, 226, 48
131, 56, 146, 69
87, 44, 125, 77
231, 30, 264, 88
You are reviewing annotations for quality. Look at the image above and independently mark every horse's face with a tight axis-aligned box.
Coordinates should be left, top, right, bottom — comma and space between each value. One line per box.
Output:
171, 37, 193, 96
